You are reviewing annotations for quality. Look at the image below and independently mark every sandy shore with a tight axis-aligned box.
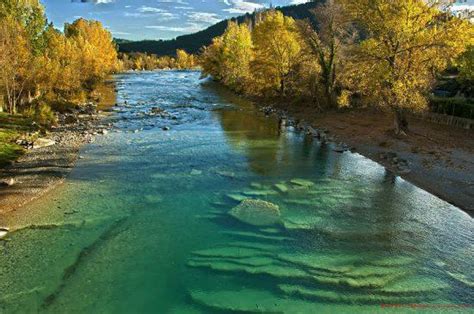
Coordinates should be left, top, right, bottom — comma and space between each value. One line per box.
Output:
276, 106, 474, 215
0, 112, 112, 215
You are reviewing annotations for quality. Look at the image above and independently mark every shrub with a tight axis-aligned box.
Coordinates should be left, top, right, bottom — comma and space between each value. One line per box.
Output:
429, 97, 474, 119
23, 102, 57, 127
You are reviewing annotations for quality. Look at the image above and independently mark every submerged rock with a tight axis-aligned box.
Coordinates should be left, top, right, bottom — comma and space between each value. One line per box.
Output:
290, 178, 315, 188
242, 190, 278, 197
381, 276, 450, 294
446, 272, 474, 288
279, 284, 421, 305
221, 230, 291, 242
192, 246, 269, 259
189, 288, 318, 313
229, 199, 280, 226
274, 183, 289, 193
216, 170, 236, 178
190, 169, 202, 175
226, 193, 248, 202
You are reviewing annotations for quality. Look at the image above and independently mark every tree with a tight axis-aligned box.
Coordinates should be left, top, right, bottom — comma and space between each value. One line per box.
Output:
252, 11, 304, 97
0, 17, 32, 114
176, 49, 195, 69
200, 36, 225, 81
456, 46, 474, 97
0, 0, 46, 55
40, 26, 82, 97
300, 0, 354, 107
342, 0, 474, 134
65, 19, 119, 88
220, 21, 254, 92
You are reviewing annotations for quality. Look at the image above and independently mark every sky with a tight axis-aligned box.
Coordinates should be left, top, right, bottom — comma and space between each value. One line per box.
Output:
41, 0, 311, 41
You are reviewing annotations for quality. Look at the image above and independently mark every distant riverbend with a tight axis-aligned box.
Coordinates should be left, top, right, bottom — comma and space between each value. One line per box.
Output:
0, 71, 472, 313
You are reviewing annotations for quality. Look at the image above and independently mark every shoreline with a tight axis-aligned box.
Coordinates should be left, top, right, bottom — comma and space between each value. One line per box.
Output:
0, 108, 113, 215
264, 104, 474, 215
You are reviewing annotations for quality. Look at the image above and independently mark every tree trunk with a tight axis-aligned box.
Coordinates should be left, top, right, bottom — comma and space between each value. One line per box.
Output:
280, 78, 286, 97
394, 109, 408, 135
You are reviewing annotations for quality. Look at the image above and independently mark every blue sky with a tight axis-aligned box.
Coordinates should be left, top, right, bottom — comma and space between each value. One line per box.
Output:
41, 0, 311, 40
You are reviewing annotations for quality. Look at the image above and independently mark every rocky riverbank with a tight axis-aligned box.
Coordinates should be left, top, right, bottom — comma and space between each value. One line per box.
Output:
0, 103, 114, 215
261, 105, 474, 215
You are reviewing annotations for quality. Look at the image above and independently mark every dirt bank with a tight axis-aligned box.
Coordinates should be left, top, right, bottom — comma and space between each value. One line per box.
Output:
281, 106, 474, 215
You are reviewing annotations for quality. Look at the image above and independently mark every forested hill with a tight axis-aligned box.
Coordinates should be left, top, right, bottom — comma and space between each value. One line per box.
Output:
117, 1, 320, 56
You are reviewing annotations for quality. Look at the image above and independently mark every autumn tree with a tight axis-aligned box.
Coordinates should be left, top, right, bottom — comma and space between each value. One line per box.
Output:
220, 21, 254, 92
251, 11, 305, 97
342, 0, 474, 134
200, 36, 225, 81
65, 19, 119, 89
300, 0, 354, 107
0, 17, 32, 114
176, 49, 195, 69
40, 26, 82, 97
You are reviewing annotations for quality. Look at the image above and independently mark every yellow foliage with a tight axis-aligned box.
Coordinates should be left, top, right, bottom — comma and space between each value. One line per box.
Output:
220, 22, 254, 92
252, 10, 304, 96
341, 0, 474, 113
0, 16, 32, 113
200, 36, 225, 81
176, 49, 196, 69
65, 19, 119, 87
40, 26, 82, 96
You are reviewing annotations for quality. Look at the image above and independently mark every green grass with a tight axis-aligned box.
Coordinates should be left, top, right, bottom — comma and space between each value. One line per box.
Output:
0, 113, 35, 167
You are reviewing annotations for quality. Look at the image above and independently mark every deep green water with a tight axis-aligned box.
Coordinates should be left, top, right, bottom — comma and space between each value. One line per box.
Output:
0, 71, 472, 313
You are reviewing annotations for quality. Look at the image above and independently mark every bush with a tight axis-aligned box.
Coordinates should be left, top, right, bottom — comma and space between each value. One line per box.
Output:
429, 97, 474, 119
23, 102, 57, 127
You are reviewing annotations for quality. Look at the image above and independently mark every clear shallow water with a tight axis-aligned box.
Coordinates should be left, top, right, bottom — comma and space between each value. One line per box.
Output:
0, 71, 472, 313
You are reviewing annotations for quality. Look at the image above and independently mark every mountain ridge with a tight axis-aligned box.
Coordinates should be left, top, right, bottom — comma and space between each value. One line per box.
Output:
117, 2, 321, 56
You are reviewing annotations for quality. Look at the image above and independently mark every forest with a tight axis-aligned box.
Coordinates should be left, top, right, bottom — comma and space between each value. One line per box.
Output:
0, 0, 119, 123
200, 0, 474, 134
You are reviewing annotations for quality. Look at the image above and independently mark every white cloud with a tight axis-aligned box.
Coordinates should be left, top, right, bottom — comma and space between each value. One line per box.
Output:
220, 0, 264, 14
187, 12, 222, 24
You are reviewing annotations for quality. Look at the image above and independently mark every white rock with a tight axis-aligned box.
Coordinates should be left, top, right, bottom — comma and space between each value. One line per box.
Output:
33, 138, 56, 149
0, 230, 8, 239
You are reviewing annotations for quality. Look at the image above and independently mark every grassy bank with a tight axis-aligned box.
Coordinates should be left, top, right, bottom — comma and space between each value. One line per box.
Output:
0, 113, 35, 167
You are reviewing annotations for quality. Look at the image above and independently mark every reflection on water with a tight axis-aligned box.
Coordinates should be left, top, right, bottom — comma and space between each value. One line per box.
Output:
0, 71, 472, 313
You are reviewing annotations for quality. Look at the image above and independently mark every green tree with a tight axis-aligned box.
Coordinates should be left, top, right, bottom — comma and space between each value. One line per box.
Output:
0, 0, 46, 55
456, 46, 474, 97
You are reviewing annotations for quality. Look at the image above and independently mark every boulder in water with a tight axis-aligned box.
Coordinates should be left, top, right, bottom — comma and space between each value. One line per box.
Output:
229, 199, 280, 226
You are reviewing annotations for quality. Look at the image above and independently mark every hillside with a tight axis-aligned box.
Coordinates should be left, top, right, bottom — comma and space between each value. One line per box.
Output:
117, 2, 320, 56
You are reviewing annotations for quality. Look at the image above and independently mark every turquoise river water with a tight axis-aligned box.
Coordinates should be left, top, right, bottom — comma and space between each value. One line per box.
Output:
0, 71, 472, 313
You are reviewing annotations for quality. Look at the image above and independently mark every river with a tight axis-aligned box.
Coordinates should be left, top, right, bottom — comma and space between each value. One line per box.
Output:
0, 71, 472, 313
